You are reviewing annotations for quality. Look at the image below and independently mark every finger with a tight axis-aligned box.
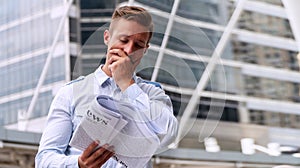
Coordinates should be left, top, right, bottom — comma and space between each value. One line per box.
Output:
92, 146, 115, 167
85, 144, 110, 164
109, 49, 127, 57
81, 140, 100, 159
108, 57, 119, 72
108, 50, 120, 58
98, 150, 115, 166
108, 55, 121, 64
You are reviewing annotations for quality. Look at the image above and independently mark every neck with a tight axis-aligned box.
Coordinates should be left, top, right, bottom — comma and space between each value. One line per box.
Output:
101, 64, 112, 77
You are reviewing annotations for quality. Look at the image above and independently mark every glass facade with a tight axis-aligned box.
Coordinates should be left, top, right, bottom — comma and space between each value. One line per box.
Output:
230, 0, 300, 127
0, 1, 297, 121
1, 0, 300, 167
79, 0, 236, 121
131, 0, 300, 129
78, 0, 116, 76
0, 0, 71, 125
136, 0, 236, 121
0, 0, 298, 134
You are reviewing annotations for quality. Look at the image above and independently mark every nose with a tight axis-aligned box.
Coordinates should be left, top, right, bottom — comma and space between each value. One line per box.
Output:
123, 41, 135, 55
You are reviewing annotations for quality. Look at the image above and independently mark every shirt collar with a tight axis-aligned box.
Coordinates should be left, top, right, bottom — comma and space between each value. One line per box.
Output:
94, 65, 110, 86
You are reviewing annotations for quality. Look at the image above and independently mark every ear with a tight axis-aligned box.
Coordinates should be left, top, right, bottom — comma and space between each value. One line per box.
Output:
144, 49, 148, 55
144, 44, 150, 54
103, 30, 110, 45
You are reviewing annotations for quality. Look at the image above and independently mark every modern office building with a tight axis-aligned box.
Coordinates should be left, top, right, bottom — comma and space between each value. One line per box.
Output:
0, 0, 81, 167
233, 0, 300, 128
1, 0, 300, 167
0, 0, 82, 126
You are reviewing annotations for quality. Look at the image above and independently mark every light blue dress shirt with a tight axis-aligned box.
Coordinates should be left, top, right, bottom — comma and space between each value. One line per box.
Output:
35, 66, 178, 168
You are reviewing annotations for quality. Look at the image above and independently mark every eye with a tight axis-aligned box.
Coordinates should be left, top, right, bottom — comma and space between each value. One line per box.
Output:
135, 42, 146, 49
119, 38, 128, 43
135, 44, 143, 49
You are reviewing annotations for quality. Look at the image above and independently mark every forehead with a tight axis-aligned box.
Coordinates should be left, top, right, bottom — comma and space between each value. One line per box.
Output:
110, 18, 149, 40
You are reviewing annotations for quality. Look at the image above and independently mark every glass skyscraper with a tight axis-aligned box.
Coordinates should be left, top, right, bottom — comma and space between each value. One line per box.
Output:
0, 1, 81, 166
0, 0, 81, 126
1, 0, 300, 167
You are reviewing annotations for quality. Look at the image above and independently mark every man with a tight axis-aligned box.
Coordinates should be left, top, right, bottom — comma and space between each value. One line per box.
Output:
35, 5, 178, 168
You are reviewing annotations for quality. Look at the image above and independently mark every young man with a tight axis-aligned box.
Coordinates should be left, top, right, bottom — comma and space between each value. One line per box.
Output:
35, 6, 178, 168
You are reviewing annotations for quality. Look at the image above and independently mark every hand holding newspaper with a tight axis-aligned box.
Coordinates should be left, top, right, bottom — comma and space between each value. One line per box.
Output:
70, 95, 159, 168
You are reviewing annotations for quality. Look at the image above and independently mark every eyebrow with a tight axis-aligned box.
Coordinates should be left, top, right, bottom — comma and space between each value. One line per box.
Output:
118, 34, 128, 38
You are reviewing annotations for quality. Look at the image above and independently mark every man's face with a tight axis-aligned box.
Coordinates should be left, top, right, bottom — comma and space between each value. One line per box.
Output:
104, 18, 150, 65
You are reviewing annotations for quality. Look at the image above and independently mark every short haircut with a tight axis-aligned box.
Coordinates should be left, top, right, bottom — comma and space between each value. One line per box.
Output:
111, 6, 153, 43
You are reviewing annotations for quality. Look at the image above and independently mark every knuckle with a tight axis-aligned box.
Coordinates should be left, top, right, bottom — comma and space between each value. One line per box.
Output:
95, 148, 104, 155
83, 161, 89, 166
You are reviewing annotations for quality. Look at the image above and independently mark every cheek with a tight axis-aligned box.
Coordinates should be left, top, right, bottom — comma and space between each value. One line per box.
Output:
135, 50, 144, 57
132, 54, 144, 63
107, 36, 122, 48
108, 42, 121, 50
134, 48, 145, 55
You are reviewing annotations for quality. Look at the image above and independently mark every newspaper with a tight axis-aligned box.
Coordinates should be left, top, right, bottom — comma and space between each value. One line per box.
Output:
70, 95, 159, 168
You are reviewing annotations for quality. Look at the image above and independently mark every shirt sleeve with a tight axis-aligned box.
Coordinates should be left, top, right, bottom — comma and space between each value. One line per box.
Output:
35, 85, 80, 168
121, 83, 151, 117
121, 82, 178, 152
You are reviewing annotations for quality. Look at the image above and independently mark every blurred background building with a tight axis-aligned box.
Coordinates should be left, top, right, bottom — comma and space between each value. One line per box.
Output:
1, 0, 300, 167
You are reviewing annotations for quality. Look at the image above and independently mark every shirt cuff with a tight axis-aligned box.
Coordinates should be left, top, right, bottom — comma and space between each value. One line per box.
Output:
122, 83, 152, 119
122, 83, 143, 100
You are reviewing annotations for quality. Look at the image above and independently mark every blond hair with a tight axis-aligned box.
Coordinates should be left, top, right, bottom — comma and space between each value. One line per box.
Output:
111, 6, 153, 43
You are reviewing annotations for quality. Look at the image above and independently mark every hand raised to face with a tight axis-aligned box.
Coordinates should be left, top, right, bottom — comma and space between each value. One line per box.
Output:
102, 19, 150, 91
107, 48, 140, 91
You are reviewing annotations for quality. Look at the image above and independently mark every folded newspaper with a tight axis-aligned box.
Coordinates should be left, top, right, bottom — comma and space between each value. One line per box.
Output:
70, 95, 159, 168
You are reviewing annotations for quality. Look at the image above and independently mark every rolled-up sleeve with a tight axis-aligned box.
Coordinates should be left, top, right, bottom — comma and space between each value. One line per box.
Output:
35, 86, 80, 168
